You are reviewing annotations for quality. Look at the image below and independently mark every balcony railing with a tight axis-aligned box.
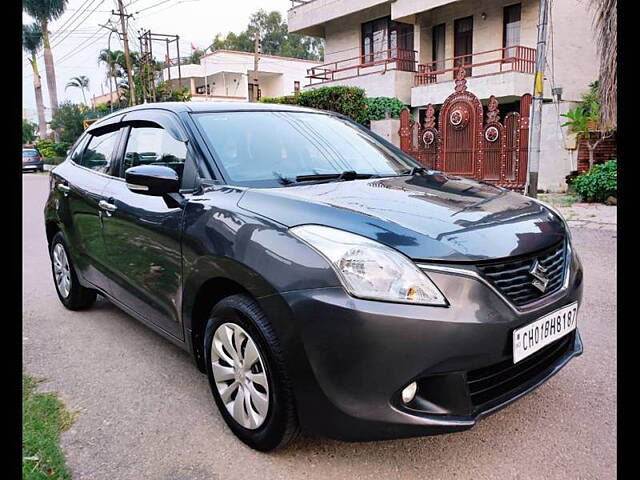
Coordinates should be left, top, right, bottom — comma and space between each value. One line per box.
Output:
415, 46, 535, 86
306, 48, 417, 86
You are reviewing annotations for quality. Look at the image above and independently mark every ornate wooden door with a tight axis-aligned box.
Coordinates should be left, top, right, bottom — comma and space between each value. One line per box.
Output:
437, 68, 483, 178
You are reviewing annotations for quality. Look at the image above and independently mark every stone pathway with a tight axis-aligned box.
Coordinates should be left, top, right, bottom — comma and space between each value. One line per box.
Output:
538, 194, 617, 232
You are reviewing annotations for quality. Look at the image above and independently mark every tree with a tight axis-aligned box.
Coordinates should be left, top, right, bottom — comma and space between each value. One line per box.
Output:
212, 9, 324, 61
23, 119, 39, 144
23, 0, 69, 121
66, 75, 90, 105
590, 0, 616, 130
155, 81, 192, 102
49, 101, 85, 144
98, 49, 125, 105
22, 23, 48, 140
186, 48, 205, 65
562, 82, 614, 170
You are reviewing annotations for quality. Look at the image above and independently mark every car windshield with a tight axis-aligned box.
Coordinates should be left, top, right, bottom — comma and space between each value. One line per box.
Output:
193, 111, 417, 187
23, 150, 38, 157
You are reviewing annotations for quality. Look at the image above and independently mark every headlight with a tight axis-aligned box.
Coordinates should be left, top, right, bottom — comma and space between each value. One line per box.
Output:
289, 225, 447, 306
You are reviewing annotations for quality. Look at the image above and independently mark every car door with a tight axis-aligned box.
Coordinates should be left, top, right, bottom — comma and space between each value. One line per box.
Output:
54, 120, 123, 291
101, 111, 195, 340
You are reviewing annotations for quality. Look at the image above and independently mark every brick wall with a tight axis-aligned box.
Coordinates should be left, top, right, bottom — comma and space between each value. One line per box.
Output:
577, 133, 617, 172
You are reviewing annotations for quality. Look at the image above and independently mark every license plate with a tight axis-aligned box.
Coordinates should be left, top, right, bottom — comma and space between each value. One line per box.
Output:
512, 302, 578, 363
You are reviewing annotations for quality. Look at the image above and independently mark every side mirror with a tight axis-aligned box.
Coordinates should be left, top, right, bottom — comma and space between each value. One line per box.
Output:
125, 165, 180, 196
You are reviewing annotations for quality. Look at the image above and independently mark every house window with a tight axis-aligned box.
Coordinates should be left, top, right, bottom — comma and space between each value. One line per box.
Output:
454, 16, 473, 76
294, 81, 300, 93
503, 4, 521, 60
432, 23, 446, 72
361, 17, 414, 69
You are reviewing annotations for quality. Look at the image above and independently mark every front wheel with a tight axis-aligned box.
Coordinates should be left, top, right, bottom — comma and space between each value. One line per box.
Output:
50, 231, 97, 310
204, 294, 299, 451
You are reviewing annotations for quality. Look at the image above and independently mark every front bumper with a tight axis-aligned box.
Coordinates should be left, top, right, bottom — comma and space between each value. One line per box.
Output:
260, 248, 584, 441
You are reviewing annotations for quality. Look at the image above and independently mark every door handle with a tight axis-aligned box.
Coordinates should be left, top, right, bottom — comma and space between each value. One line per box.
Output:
57, 183, 71, 196
98, 200, 117, 213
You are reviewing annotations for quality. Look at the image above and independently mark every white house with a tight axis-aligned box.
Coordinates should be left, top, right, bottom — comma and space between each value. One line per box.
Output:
288, 0, 600, 192
161, 49, 321, 103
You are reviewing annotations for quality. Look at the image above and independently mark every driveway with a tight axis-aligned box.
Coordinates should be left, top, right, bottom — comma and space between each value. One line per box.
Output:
23, 173, 616, 479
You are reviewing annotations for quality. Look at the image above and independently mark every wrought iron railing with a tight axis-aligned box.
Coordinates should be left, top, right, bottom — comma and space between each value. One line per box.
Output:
306, 48, 417, 86
415, 45, 535, 86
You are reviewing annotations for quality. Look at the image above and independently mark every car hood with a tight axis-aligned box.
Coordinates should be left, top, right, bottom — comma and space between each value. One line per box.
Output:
237, 173, 566, 262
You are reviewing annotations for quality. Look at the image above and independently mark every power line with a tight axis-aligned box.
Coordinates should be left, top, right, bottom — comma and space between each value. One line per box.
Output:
50, 0, 108, 51
48, 0, 96, 40
57, 30, 110, 66
134, 0, 173, 14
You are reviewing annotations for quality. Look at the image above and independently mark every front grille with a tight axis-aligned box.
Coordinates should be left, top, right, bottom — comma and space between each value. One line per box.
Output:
466, 333, 574, 409
477, 241, 567, 306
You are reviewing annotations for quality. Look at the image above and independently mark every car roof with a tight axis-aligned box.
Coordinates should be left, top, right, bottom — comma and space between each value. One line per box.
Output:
92, 101, 330, 125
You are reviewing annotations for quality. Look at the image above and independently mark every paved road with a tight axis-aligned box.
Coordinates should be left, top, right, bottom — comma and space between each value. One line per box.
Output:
23, 172, 616, 480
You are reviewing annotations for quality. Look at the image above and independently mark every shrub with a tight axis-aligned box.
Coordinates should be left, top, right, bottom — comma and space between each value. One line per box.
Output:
571, 158, 617, 202
260, 95, 300, 105
35, 140, 70, 160
261, 86, 369, 125
365, 97, 406, 122
43, 157, 66, 165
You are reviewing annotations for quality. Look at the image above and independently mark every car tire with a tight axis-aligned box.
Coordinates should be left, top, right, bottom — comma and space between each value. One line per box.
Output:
204, 294, 299, 451
50, 231, 97, 310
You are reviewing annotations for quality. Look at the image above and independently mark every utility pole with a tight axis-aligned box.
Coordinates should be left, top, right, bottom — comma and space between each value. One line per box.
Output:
116, 0, 136, 106
525, 0, 550, 198
253, 32, 260, 102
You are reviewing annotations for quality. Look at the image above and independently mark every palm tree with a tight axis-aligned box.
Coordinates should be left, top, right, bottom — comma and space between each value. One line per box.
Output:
66, 75, 90, 105
22, 23, 48, 140
590, 0, 616, 130
23, 0, 69, 118
98, 49, 125, 106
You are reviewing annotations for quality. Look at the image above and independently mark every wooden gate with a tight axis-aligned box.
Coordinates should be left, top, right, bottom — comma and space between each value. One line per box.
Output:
399, 66, 531, 191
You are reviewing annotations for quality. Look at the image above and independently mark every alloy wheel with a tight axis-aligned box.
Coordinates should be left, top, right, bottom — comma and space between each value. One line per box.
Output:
53, 243, 71, 298
211, 322, 270, 429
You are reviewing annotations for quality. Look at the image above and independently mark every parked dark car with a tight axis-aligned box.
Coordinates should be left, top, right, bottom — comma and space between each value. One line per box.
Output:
44, 102, 583, 451
23, 147, 44, 172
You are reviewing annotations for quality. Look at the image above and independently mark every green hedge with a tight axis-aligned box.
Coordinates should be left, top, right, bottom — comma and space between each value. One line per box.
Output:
365, 97, 406, 122
571, 158, 617, 202
261, 86, 375, 125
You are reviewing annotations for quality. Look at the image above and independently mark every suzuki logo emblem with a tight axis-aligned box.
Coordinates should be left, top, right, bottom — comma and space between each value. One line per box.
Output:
529, 260, 549, 293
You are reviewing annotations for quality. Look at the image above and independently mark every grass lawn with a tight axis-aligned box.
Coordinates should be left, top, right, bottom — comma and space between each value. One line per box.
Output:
23, 375, 74, 479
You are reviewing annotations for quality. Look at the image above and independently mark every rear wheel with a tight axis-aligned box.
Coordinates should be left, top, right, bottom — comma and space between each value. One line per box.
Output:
50, 231, 97, 310
204, 294, 299, 451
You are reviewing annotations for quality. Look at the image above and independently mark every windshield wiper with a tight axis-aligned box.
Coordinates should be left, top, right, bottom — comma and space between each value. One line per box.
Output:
294, 170, 378, 183
403, 166, 428, 176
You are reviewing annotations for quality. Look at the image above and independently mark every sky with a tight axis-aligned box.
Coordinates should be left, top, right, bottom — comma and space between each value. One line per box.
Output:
22, 0, 294, 122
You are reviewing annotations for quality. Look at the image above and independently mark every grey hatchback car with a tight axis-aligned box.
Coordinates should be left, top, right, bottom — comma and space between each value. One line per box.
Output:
44, 102, 583, 451
23, 147, 44, 172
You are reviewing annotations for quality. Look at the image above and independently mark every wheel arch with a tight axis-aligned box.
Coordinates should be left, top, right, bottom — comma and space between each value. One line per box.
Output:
45, 220, 60, 247
183, 256, 282, 373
